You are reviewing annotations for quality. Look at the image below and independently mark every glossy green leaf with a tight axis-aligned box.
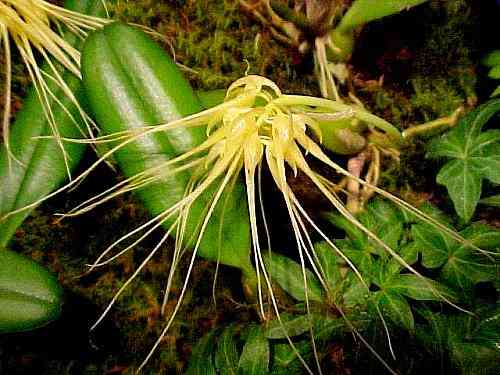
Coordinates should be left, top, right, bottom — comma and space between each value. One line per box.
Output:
336, 0, 429, 33
0, 249, 62, 333
386, 242, 419, 274
427, 99, 500, 221
263, 253, 324, 302
238, 326, 269, 375
343, 274, 370, 308
81, 23, 253, 275
0, 0, 106, 247
214, 325, 239, 375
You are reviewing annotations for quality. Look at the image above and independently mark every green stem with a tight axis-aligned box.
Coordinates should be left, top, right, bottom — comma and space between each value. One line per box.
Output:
274, 95, 403, 142
402, 107, 464, 139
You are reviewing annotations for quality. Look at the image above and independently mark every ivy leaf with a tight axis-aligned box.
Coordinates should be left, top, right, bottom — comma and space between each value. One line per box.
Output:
238, 326, 269, 375
411, 223, 456, 268
416, 306, 500, 375
389, 274, 456, 302
263, 253, 324, 302
427, 99, 500, 221
413, 222, 499, 293
374, 290, 414, 331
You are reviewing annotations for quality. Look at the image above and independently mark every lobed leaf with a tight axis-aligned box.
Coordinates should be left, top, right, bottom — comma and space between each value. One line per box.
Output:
427, 99, 500, 221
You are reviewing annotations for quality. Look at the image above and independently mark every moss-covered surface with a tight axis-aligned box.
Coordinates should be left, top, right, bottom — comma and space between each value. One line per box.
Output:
1, 0, 498, 373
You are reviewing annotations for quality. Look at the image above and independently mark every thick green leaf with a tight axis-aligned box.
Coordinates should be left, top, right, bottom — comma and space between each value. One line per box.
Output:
263, 253, 324, 302
214, 325, 239, 375
480, 193, 500, 207
374, 290, 414, 330
336, 0, 429, 33
238, 326, 269, 375
427, 99, 500, 221
81, 23, 254, 275
0, 0, 106, 247
185, 330, 217, 375
0, 249, 62, 333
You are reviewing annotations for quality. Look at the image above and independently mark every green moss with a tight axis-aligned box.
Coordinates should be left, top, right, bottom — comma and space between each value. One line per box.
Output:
410, 77, 466, 121
409, 0, 477, 120
108, 0, 318, 92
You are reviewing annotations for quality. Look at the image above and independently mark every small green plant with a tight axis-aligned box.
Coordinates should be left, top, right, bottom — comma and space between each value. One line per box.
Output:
482, 50, 500, 97
427, 98, 500, 222
185, 199, 499, 374
416, 305, 500, 375
186, 316, 346, 375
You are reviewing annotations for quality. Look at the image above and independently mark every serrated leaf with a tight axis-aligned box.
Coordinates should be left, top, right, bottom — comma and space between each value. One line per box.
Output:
238, 326, 269, 375
263, 253, 324, 302
480, 193, 500, 207
427, 99, 500, 221
374, 290, 414, 331
214, 325, 239, 375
